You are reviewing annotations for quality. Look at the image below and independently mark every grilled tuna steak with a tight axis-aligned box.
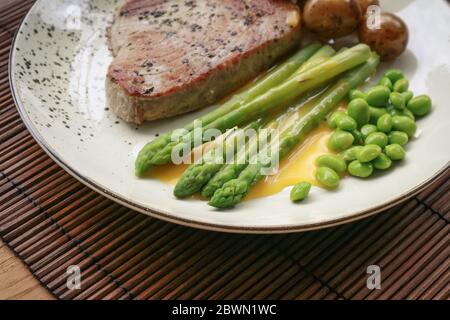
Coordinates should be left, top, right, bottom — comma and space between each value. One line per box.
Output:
106, 0, 301, 124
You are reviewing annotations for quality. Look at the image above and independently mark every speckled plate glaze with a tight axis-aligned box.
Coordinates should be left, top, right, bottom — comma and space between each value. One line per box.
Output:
10, 0, 450, 233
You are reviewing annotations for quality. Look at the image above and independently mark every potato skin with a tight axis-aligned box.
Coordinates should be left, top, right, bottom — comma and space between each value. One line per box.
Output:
303, 0, 362, 39
358, 12, 409, 61
358, 0, 380, 16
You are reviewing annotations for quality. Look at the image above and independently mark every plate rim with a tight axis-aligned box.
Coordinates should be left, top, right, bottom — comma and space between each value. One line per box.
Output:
8, 0, 450, 234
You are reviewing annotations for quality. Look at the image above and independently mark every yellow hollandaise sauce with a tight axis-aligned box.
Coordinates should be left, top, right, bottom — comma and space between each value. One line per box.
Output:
148, 163, 189, 186
147, 121, 335, 200
245, 122, 333, 200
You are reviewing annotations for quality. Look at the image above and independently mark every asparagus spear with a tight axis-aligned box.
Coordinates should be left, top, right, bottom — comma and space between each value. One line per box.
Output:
201, 46, 337, 199
134, 43, 321, 177
290, 45, 336, 76
209, 53, 380, 208
201, 94, 321, 199
200, 118, 281, 199
150, 44, 371, 166
173, 120, 263, 198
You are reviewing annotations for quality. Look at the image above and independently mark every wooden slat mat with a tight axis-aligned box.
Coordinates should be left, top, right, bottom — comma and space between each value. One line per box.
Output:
1, 1, 449, 300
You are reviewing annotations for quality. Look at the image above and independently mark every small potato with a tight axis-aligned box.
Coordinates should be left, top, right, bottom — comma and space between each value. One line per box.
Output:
303, 0, 362, 39
358, 0, 380, 16
358, 12, 409, 61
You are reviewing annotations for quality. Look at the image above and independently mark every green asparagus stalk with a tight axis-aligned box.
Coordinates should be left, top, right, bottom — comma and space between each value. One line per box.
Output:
209, 53, 380, 209
134, 43, 322, 177
200, 118, 280, 199
291, 45, 336, 76
173, 120, 263, 198
201, 46, 337, 199
150, 44, 371, 167
201, 95, 321, 199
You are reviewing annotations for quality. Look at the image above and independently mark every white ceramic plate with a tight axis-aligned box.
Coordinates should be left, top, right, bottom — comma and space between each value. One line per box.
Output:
10, 0, 450, 233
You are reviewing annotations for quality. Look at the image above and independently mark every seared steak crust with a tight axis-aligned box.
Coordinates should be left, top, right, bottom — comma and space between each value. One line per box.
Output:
107, 0, 301, 123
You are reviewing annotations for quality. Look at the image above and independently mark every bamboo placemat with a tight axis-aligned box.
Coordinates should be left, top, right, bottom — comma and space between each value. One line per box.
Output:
1, 0, 449, 300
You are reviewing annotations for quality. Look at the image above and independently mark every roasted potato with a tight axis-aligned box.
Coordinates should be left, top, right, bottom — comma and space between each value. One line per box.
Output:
358, 0, 380, 16
358, 12, 409, 61
303, 0, 362, 39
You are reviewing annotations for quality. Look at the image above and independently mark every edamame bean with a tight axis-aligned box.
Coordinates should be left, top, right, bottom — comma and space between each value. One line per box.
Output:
348, 98, 370, 127
328, 130, 355, 151
389, 107, 415, 120
290, 182, 311, 202
388, 131, 409, 146
402, 91, 414, 104
361, 124, 378, 139
327, 111, 346, 129
315, 167, 340, 190
390, 92, 405, 110
357, 144, 382, 163
377, 114, 393, 133
336, 115, 357, 131
392, 116, 417, 137
348, 160, 374, 178
369, 107, 388, 124
366, 86, 390, 107
365, 132, 388, 148
407, 95, 432, 117
393, 78, 409, 93
340, 146, 363, 162
349, 89, 367, 101
316, 154, 347, 173
373, 153, 392, 170
385, 69, 404, 83
385, 144, 406, 161
379, 77, 393, 91
350, 130, 364, 145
